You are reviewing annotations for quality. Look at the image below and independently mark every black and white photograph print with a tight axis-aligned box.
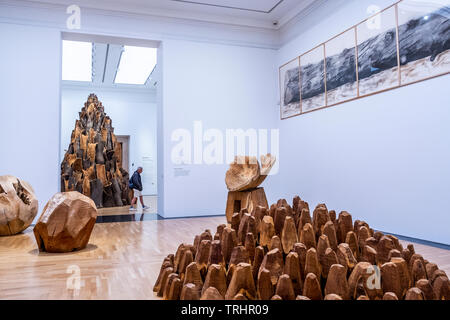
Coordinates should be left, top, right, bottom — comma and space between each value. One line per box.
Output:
279, 58, 301, 119
325, 28, 358, 106
398, 0, 450, 85
357, 6, 400, 96
300, 45, 326, 112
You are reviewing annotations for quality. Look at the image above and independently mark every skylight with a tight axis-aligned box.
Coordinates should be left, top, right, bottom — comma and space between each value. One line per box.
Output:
62, 40, 92, 82
114, 46, 157, 85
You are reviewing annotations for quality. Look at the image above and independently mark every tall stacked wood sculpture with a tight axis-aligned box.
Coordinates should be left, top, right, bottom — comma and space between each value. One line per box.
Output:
153, 159, 450, 300
61, 94, 130, 208
0, 175, 38, 236
225, 154, 275, 223
33, 191, 97, 253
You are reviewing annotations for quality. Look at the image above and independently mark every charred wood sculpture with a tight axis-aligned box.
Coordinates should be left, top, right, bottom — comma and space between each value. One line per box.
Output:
0, 175, 38, 236
225, 154, 275, 222
33, 191, 97, 252
155, 195, 450, 300
60, 94, 130, 208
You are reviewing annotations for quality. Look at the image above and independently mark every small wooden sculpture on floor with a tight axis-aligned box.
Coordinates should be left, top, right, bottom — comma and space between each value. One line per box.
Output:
33, 191, 97, 253
60, 94, 130, 208
0, 175, 39, 236
225, 154, 276, 223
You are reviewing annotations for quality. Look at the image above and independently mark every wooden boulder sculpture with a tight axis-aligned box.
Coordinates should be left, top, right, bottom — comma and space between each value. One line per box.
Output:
33, 191, 97, 253
155, 194, 450, 300
60, 94, 130, 208
0, 175, 38, 236
225, 154, 276, 222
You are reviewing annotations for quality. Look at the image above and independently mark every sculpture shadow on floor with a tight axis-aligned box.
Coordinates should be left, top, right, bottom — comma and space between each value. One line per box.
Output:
28, 243, 98, 256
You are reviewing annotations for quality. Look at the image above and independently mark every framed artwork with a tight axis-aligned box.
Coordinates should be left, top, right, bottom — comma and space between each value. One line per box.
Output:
278, 0, 450, 119
279, 58, 301, 119
357, 5, 400, 97
398, 0, 450, 85
325, 27, 358, 106
300, 45, 326, 113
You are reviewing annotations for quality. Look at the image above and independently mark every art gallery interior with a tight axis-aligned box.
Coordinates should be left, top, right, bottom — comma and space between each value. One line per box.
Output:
0, 0, 449, 301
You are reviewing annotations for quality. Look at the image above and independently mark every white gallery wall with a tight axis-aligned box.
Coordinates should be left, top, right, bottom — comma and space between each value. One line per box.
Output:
0, 1, 279, 220
271, 0, 450, 244
0, 22, 61, 213
61, 86, 158, 195
159, 39, 278, 218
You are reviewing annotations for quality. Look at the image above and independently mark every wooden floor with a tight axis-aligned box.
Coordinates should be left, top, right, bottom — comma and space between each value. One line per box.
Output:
0, 215, 449, 299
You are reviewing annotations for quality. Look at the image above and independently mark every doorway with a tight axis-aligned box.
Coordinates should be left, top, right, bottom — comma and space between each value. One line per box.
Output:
59, 33, 159, 215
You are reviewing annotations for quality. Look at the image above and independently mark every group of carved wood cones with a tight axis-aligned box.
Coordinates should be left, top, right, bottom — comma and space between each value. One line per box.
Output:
154, 196, 450, 300
60, 94, 130, 208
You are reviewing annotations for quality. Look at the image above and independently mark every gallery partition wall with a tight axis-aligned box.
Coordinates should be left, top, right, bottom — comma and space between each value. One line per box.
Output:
59, 33, 160, 213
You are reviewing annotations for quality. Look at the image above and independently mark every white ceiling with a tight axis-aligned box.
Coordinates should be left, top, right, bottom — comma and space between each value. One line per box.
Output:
29, 0, 318, 28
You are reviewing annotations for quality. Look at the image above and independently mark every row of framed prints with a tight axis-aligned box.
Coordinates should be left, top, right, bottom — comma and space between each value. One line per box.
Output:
279, 0, 450, 119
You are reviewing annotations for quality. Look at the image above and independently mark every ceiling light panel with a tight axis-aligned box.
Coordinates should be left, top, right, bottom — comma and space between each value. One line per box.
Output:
114, 46, 157, 85
62, 40, 93, 82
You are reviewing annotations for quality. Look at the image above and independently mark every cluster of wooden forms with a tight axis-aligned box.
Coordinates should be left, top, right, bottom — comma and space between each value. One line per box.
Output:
154, 197, 450, 300
60, 94, 130, 208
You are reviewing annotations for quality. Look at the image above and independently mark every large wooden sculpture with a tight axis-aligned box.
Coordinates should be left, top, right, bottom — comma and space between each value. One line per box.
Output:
225, 154, 275, 222
154, 196, 450, 300
60, 94, 130, 208
33, 191, 97, 253
0, 175, 38, 236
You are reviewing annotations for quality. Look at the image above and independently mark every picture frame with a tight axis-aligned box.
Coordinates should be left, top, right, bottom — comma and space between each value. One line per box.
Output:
278, 0, 450, 120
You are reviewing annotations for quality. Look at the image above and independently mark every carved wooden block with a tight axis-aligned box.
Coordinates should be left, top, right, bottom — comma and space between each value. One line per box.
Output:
303, 273, 322, 300
226, 188, 268, 223
33, 192, 97, 252
257, 268, 273, 300
201, 287, 224, 300
225, 263, 256, 300
325, 264, 350, 300
275, 274, 295, 300
0, 175, 38, 236
259, 248, 284, 286
203, 264, 227, 298
260, 216, 275, 247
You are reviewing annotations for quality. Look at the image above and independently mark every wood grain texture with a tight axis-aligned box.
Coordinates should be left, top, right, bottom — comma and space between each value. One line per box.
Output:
0, 215, 449, 299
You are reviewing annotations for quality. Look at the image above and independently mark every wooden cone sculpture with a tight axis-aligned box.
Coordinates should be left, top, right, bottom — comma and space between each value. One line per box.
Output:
60, 94, 130, 208
257, 268, 274, 300
202, 264, 227, 298
275, 274, 295, 300
325, 264, 350, 300
380, 262, 402, 299
303, 273, 323, 300
259, 248, 284, 286
181, 283, 200, 300
281, 216, 298, 254
201, 287, 224, 300
183, 262, 203, 294
225, 263, 256, 300
284, 252, 303, 296
383, 292, 399, 300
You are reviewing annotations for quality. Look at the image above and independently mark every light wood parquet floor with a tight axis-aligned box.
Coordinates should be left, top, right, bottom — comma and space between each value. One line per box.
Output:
0, 215, 449, 299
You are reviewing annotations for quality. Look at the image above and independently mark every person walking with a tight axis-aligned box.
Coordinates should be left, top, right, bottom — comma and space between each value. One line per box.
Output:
129, 167, 149, 211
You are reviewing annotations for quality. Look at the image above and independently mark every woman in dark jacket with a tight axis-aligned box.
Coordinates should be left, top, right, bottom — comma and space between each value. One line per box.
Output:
129, 167, 149, 211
